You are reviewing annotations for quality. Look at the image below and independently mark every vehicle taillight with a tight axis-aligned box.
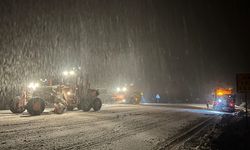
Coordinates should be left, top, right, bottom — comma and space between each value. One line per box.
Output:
229, 102, 234, 107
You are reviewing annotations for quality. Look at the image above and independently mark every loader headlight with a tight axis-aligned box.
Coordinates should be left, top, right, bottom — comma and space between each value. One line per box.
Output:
67, 91, 71, 95
122, 87, 127, 92
116, 87, 121, 92
63, 70, 75, 76
28, 82, 40, 90
69, 70, 75, 75
63, 71, 69, 76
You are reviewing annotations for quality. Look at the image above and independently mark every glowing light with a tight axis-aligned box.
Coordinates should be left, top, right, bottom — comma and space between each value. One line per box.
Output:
216, 88, 233, 96
28, 82, 39, 90
116, 87, 121, 92
63, 70, 75, 76
122, 87, 127, 92
35, 83, 39, 87
69, 70, 75, 75
63, 71, 69, 76
40, 78, 47, 82
67, 91, 71, 95
217, 92, 224, 96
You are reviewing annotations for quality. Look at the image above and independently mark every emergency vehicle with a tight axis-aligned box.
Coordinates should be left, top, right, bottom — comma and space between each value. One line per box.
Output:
213, 88, 235, 112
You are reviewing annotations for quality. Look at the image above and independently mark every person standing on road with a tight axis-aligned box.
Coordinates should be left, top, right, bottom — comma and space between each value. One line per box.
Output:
156, 94, 160, 103
206, 100, 209, 109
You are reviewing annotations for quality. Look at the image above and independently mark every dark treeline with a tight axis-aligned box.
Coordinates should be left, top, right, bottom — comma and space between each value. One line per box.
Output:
0, 0, 249, 108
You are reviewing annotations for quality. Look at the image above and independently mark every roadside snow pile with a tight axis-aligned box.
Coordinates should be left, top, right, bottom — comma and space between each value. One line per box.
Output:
210, 113, 250, 150
181, 111, 250, 150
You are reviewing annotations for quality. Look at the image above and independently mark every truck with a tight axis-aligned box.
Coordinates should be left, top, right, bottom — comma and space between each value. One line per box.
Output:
9, 69, 102, 115
112, 84, 141, 104
212, 88, 235, 112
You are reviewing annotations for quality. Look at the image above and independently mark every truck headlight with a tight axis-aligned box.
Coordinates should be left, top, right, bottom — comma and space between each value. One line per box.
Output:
28, 82, 39, 90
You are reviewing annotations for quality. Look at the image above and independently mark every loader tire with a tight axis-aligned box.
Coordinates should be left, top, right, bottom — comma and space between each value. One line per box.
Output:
27, 98, 45, 115
93, 98, 102, 111
9, 97, 25, 114
54, 103, 66, 114
81, 100, 92, 112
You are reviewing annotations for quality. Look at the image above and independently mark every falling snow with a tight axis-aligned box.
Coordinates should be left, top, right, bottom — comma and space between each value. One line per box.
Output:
0, 0, 249, 108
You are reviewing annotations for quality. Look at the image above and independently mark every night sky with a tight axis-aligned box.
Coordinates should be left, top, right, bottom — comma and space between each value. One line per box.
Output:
0, 0, 249, 104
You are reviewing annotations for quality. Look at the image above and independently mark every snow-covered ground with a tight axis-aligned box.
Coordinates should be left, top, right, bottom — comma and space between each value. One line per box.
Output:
0, 104, 223, 150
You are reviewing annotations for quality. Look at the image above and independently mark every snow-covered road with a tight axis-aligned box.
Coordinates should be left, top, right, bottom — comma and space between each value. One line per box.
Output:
0, 104, 226, 150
